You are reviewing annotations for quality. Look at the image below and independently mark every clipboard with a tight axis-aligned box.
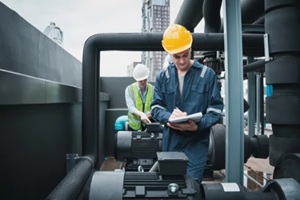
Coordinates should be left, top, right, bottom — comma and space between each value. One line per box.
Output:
169, 112, 202, 123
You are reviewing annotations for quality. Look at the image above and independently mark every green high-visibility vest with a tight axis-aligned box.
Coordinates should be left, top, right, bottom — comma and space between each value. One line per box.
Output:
128, 83, 154, 130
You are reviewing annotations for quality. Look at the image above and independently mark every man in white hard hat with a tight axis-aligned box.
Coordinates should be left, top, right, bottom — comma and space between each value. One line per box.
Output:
125, 64, 154, 131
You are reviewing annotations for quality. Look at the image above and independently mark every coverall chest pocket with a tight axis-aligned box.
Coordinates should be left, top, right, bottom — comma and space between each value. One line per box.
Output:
191, 83, 208, 103
162, 85, 175, 105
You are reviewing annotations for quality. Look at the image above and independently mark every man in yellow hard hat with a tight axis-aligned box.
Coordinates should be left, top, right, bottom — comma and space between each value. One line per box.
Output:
125, 64, 154, 131
151, 24, 224, 182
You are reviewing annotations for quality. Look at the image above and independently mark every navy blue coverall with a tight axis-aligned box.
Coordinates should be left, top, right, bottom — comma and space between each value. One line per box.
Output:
151, 60, 224, 182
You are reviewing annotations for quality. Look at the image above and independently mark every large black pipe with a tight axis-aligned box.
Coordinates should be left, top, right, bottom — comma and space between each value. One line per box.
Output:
174, 0, 204, 31
82, 32, 264, 170
174, 0, 265, 33
202, 0, 222, 58
265, 0, 300, 172
253, 16, 265, 25
203, 0, 222, 33
46, 158, 94, 200
243, 59, 265, 74
193, 33, 263, 55
241, 0, 265, 24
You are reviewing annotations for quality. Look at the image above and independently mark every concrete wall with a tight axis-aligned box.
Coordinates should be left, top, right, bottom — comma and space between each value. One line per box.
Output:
0, 3, 86, 199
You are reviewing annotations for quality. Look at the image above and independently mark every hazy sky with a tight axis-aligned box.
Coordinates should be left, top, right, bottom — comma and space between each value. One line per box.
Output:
1, 0, 204, 76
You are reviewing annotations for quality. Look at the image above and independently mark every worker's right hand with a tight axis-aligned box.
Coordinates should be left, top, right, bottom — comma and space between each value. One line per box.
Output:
168, 107, 187, 121
145, 111, 152, 119
140, 112, 151, 124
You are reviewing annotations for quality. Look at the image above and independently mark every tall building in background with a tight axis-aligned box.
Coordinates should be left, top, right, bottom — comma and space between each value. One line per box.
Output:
43, 22, 63, 45
142, 0, 170, 82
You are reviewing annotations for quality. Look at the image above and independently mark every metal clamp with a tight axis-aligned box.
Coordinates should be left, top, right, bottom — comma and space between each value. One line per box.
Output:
264, 34, 272, 62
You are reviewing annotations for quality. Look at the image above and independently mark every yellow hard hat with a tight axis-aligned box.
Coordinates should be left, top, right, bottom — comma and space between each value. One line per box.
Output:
162, 24, 193, 54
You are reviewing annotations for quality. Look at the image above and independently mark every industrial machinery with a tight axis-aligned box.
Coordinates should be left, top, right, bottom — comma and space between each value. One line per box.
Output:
89, 152, 300, 200
2, 0, 300, 199
90, 152, 200, 200
114, 122, 269, 173
114, 123, 163, 171
207, 124, 269, 171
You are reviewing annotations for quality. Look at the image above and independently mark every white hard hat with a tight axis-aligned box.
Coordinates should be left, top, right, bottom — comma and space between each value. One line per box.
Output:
133, 64, 149, 81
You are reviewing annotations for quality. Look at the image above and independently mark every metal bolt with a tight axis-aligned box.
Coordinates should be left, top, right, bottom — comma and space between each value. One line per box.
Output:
168, 183, 179, 193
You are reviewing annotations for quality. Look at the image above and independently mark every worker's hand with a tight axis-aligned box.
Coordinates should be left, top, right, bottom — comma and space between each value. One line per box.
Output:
167, 120, 198, 132
168, 107, 187, 121
167, 108, 197, 132
140, 112, 151, 124
145, 112, 152, 119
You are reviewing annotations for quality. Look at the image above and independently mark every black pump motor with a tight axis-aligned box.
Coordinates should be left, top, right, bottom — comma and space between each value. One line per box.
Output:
114, 123, 163, 171
90, 152, 200, 200
89, 171, 200, 200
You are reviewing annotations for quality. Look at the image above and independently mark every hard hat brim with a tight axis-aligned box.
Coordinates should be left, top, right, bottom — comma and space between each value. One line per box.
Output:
163, 43, 192, 55
134, 75, 148, 81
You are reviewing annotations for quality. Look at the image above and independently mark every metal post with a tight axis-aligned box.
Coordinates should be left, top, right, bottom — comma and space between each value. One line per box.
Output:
223, 0, 244, 184
256, 73, 261, 133
247, 70, 256, 137
260, 73, 265, 135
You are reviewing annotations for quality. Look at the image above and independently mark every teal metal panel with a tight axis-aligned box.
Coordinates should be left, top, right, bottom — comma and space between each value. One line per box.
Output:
223, 0, 244, 184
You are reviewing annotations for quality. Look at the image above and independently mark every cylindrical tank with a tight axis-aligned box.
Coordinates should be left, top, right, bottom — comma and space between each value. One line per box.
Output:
265, 1, 300, 181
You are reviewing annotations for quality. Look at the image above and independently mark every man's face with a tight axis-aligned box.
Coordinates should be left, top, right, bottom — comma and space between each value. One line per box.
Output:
137, 79, 148, 90
171, 48, 191, 71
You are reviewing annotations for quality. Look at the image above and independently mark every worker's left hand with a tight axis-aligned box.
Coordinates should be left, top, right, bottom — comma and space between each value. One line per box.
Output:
166, 120, 198, 132
145, 112, 152, 119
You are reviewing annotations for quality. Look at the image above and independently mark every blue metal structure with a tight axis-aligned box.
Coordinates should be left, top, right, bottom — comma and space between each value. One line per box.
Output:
223, 0, 244, 184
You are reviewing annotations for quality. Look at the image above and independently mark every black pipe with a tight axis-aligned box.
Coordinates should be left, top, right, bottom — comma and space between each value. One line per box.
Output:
265, 0, 300, 168
46, 158, 94, 200
203, 178, 300, 199
253, 16, 265, 25
241, 0, 265, 24
203, 0, 222, 33
202, 182, 275, 200
193, 33, 264, 56
174, 0, 264, 34
82, 32, 264, 171
242, 24, 265, 34
243, 59, 265, 73
174, 0, 204, 31
202, 0, 222, 58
